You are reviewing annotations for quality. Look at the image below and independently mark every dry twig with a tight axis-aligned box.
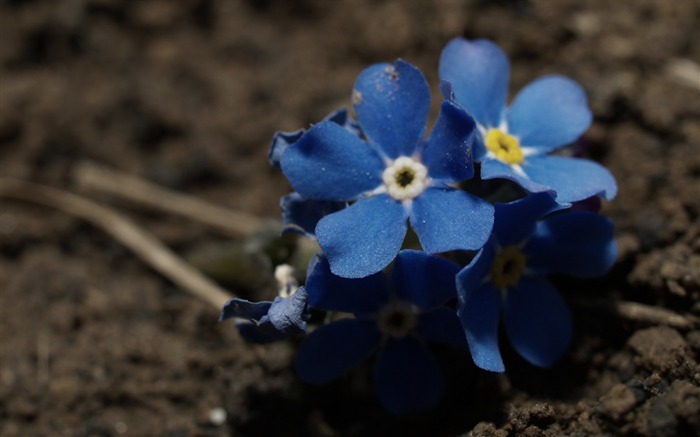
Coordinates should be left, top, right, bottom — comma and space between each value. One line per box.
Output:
73, 161, 264, 238
1, 177, 233, 309
575, 297, 699, 330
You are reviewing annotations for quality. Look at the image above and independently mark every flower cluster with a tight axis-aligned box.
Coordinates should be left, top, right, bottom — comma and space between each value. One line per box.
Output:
221, 37, 618, 413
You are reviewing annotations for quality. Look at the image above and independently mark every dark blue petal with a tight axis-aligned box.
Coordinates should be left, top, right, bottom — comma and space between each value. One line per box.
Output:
269, 129, 304, 169
305, 255, 388, 314
374, 337, 444, 414
504, 277, 572, 368
439, 38, 509, 129
421, 99, 477, 182
480, 158, 554, 195
417, 307, 469, 351
267, 287, 309, 334
281, 121, 384, 201
317, 195, 408, 278
457, 282, 505, 372
280, 192, 346, 238
410, 187, 494, 253
508, 75, 592, 151
323, 107, 363, 138
352, 60, 430, 159
220, 298, 272, 322
296, 318, 380, 384
525, 211, 617, 277
390, 250, 460, 309
455, 245, 495, 306
521, 155, 618, 204
493, 192, 561, 246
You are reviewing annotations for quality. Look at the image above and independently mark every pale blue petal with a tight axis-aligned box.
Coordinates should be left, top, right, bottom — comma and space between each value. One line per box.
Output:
525, 211, 617, 277
305, 255, 388, 315
267, 288, 309, 334
296, 319, 381, 384
504, 277, 572, 368
421, 99, 477, 182
281, 121, 384, 201
480, 158, 554, 195
410, 188, 494, 253
390, 250, 460, 309
457, 283, 505, 372
439, 38, 509, 129
352, 60, 430, 159
316, 195, 408, 278
508, 75, 592, 151
521, 155, 617, 204
374, 337, 444, 414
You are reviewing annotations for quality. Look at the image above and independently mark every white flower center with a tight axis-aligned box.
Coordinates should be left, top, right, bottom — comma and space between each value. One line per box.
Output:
382, 156, 428, 201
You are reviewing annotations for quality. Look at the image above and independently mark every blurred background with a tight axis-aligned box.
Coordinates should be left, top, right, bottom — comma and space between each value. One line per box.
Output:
1, 0, 699, 436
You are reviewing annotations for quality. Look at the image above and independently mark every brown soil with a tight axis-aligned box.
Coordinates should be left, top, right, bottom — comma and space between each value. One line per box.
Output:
1, 0, 699, 436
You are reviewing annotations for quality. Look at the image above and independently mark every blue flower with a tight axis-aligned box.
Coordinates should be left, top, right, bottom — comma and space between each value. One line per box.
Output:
280, 59, 494, 278
456, 193, 617, 372
296, 250, 467, 414
220, 266, 309, 344
439, 38, 617, 205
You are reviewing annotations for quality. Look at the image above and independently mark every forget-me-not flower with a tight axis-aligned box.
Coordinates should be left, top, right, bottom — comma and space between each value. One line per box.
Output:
456, 193, 617, 372
281, 60, 494, 278
439, 38, 617, 205
296, 250, 467, 414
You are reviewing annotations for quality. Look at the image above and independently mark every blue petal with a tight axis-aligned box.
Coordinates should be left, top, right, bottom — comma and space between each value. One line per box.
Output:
352, 60, 430, 159
420, 99, 477, 182
525, 211, 617, 277
480, 158, 553, 195
390, 250, 460, 309
417, 307, 469, 351
280, 192, 346, 238
457, 282, 505, 372
220, 298, 271, 322
374, 337, 444, 414
269, 108, 361, 169
493, 193, 561, 246
455, 245, 495, 307
305, 255, 389, 315
504, 277, 572, 368
267, 287, 309, 334
521, 155, 618, 204
410, 187, 494, 253
508, 75, 592, 151
316, 194, 408, 278
281, 121, 384, 201
296, 319, 381, 384
439, 38, 510, 129
269, 129, 304, 169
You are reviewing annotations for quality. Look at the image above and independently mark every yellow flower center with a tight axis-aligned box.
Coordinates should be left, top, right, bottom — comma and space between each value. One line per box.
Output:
382, 157, 428, 201
485, 129, 524, 165
376, 301, 418, 338
491, 245, 526, 289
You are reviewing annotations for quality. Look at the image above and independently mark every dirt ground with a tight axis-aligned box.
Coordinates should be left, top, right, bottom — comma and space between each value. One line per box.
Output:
1, 0, 699, 436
